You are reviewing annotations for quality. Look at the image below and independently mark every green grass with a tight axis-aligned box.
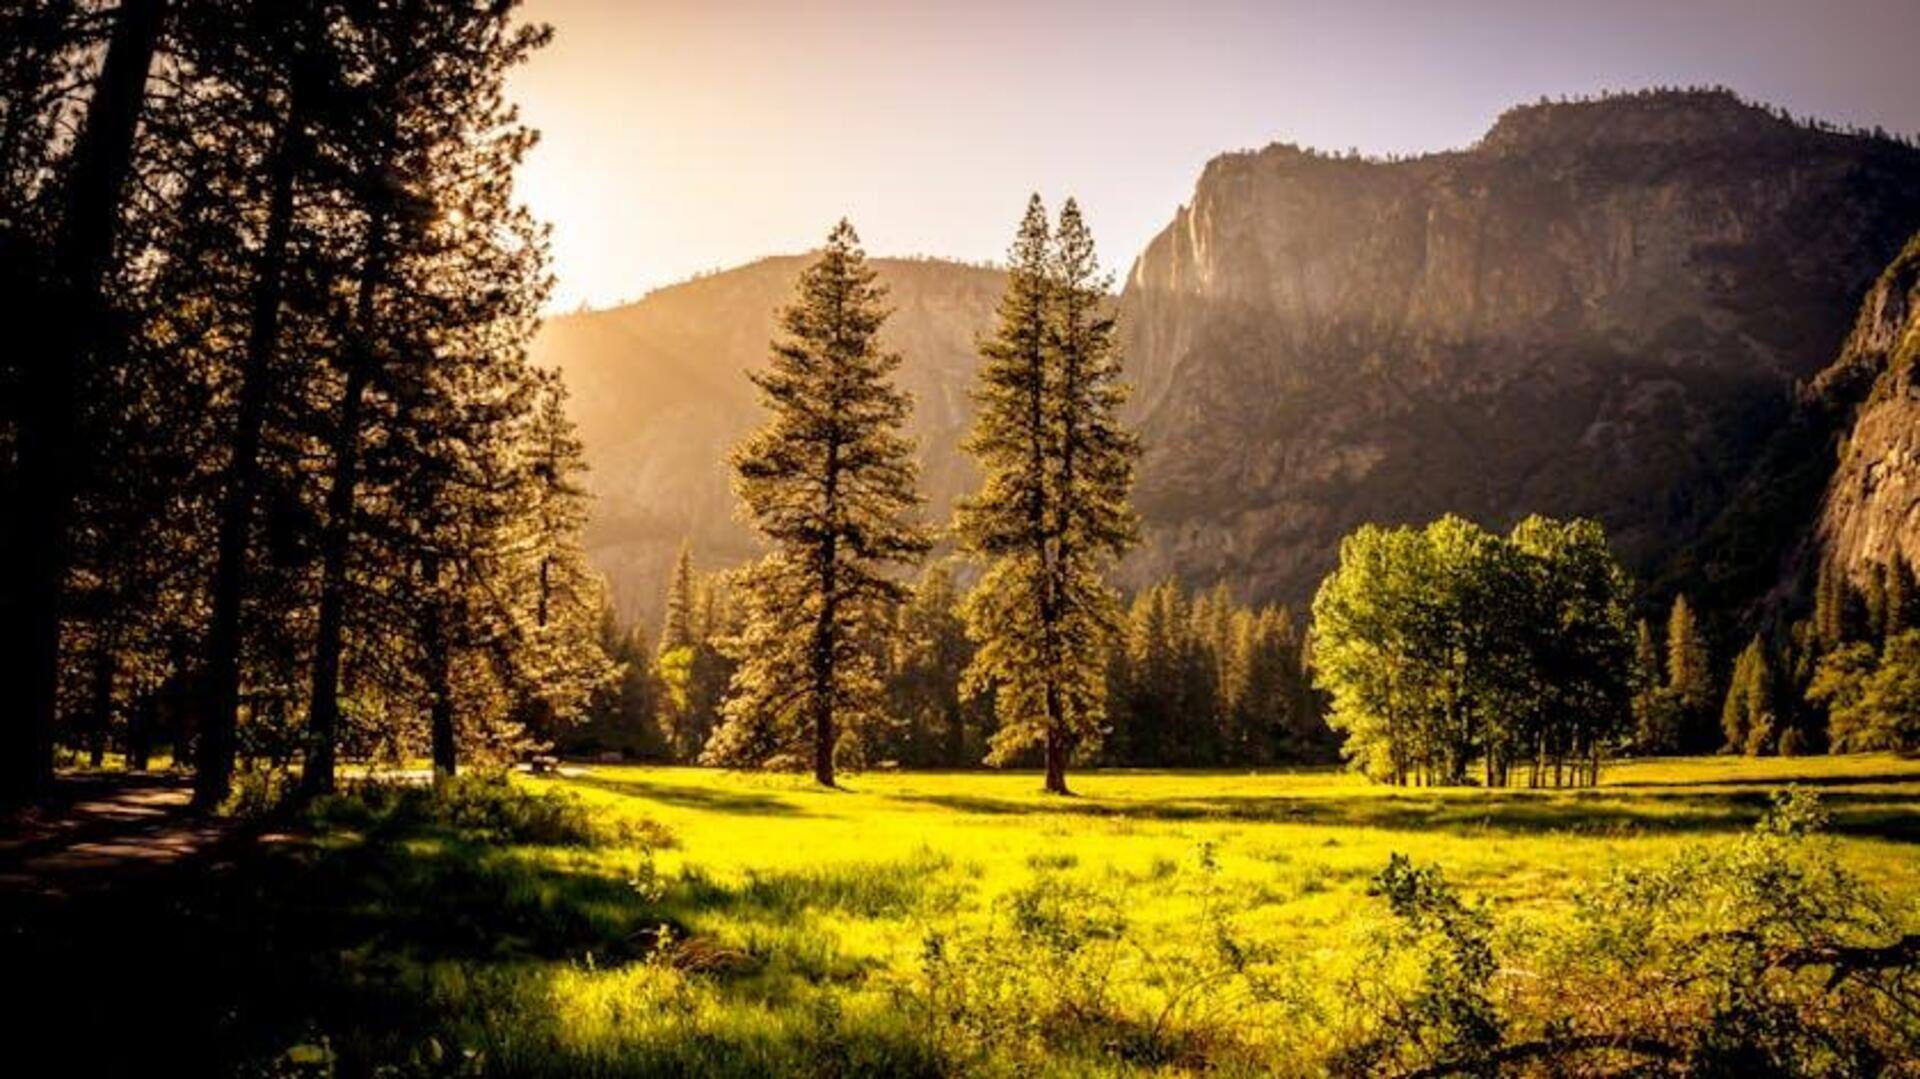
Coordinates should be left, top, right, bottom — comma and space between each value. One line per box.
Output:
13, 754, 1918, 1075
516, 755, 1920, 1073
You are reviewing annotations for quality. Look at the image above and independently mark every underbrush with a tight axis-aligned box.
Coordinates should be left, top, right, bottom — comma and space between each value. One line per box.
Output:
897, 790, 1920, 1076
309, 771, 675, 849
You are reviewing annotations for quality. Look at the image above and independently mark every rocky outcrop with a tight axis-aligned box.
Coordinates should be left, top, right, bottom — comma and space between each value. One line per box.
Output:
1117, 90, 1920, 604
1814, 234, 1920, 583
528, 256, 1004, 622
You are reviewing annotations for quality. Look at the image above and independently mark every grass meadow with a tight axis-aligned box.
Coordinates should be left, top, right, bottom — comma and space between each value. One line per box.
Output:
14, 754, 1919, 1075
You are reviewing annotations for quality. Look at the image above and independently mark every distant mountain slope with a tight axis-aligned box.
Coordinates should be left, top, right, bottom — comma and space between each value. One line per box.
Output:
1116, 89, 1920, 605
528, 256, 1005, 621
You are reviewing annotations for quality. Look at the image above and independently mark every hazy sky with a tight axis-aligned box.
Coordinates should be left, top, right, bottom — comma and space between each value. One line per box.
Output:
507, 0, 1920, 310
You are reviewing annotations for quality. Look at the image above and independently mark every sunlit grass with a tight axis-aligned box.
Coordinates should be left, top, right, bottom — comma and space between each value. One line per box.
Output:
29, 753, 1917, 1073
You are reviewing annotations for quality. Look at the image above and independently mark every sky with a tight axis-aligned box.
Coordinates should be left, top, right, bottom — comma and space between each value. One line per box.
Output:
506, 0, 1920, 310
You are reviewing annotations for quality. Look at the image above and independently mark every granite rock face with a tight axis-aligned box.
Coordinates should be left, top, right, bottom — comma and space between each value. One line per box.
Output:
1116, 90, 1920, 604
1814, 234, 1920, 585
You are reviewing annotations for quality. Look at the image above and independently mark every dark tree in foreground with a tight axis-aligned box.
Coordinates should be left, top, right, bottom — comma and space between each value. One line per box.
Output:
3, 0, 166, 805
702, 222, 931, 785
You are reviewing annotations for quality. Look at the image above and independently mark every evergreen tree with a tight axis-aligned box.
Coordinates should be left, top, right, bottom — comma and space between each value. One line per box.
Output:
3, 0, 166, 804
659, 542, 697, 655
1721, 636, 1776, 755
1630, 618, 1672, 751
1665, 594, 1713, 749
1883, 555, 1912, 638
701, 221, 931, 785
885, 562, 977, 766
957, 196, 1138, 794
298, 0, 554, 794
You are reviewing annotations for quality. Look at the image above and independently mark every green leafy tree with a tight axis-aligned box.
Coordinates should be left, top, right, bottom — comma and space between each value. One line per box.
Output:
957, 196, 1138, 794
701, 221, 931, 785
1813, 632, 1920, 752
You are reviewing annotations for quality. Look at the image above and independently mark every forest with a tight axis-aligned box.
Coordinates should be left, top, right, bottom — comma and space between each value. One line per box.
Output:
2, 1, 1917, 1076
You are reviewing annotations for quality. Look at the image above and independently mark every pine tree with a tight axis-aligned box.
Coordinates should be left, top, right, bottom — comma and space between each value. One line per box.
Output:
660, 543, 697, 655
957, 195, 1139, 794
1630, 618, 1670, 750
1721, 636, 1776, 754
701, 221, 931, 785
3, 0, 165, 805
1665, 594, 1713, 749
298, 1, 554, 794
1888, 554, 1914, 638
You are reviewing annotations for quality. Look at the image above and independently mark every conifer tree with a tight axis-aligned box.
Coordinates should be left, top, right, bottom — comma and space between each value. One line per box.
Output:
659, 543, 697, 655
1665, 593, 1713, 747
1721, 636, 1777, 754
1630, 618, 1668, 749
957, 195, 1139, 794
3, 0, 166, 804
298, 0, 553, 794
701, 221, 931, 785
1887, 555, 1914, 638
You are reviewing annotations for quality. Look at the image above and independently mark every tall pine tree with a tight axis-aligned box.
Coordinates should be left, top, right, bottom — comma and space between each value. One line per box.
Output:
957, 196, 1138, 794
701, 221, 930, 785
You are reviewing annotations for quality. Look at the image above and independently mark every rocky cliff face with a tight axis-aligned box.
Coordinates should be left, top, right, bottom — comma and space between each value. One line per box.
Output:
1814, 234, 1920, 583
1118, 90, 1920, 604
528, 256, 1004, 622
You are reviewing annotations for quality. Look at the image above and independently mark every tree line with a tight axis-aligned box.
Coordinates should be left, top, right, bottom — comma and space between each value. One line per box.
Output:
2, 0, 609, 808
571, 548, 1332, 772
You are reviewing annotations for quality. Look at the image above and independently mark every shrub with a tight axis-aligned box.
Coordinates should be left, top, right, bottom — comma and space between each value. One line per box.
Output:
312, 772, 673, 849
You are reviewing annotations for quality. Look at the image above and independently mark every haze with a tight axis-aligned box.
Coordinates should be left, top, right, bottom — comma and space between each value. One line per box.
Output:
509, 0, 1920, 310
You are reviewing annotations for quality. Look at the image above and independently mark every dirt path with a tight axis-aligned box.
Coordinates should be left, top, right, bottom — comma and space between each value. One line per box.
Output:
0, 773, 237, 897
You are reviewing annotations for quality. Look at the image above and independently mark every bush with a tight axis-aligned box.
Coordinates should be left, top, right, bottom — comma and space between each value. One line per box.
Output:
312, 771, 673, 849
1347, 789, 1920, 1076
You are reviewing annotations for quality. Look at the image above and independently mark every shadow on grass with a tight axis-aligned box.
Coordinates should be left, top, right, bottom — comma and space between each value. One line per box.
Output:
0, 795, 955, 1075
567, 773, 823, 817
878, 787, 1920, 842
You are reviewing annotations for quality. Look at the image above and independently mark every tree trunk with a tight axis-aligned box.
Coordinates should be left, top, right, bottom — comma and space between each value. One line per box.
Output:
127, 692, 154, 771
424, 557, 456, 781
87, 639, 116, 768
300, 214, 385, 798
197, 119, 298, 808
2, 0, 164, 806
1044, 710, 1075, 794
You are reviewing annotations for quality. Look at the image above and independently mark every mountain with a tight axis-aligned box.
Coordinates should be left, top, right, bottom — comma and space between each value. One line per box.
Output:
1116, 89, 1920, 606
528, 256, 1006, 622
1813, 233, 1920, 583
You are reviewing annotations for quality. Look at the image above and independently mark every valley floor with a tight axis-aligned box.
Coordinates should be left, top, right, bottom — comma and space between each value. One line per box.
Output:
7, 754, 1918, 1074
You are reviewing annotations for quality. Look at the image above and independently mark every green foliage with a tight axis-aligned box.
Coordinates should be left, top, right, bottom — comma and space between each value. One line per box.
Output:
1346, 790, 1919, 1076
1814, 632, 1920, 753
1311, 515, 1634, 786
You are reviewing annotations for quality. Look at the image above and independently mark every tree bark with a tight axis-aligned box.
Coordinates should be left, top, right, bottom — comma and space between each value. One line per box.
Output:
423, 556, 456, 781
197, 116, 299, 808
2, 0, 165, 806
299, 213, 385, 798
87, 638, 115, 768
812, 462, 839, 789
